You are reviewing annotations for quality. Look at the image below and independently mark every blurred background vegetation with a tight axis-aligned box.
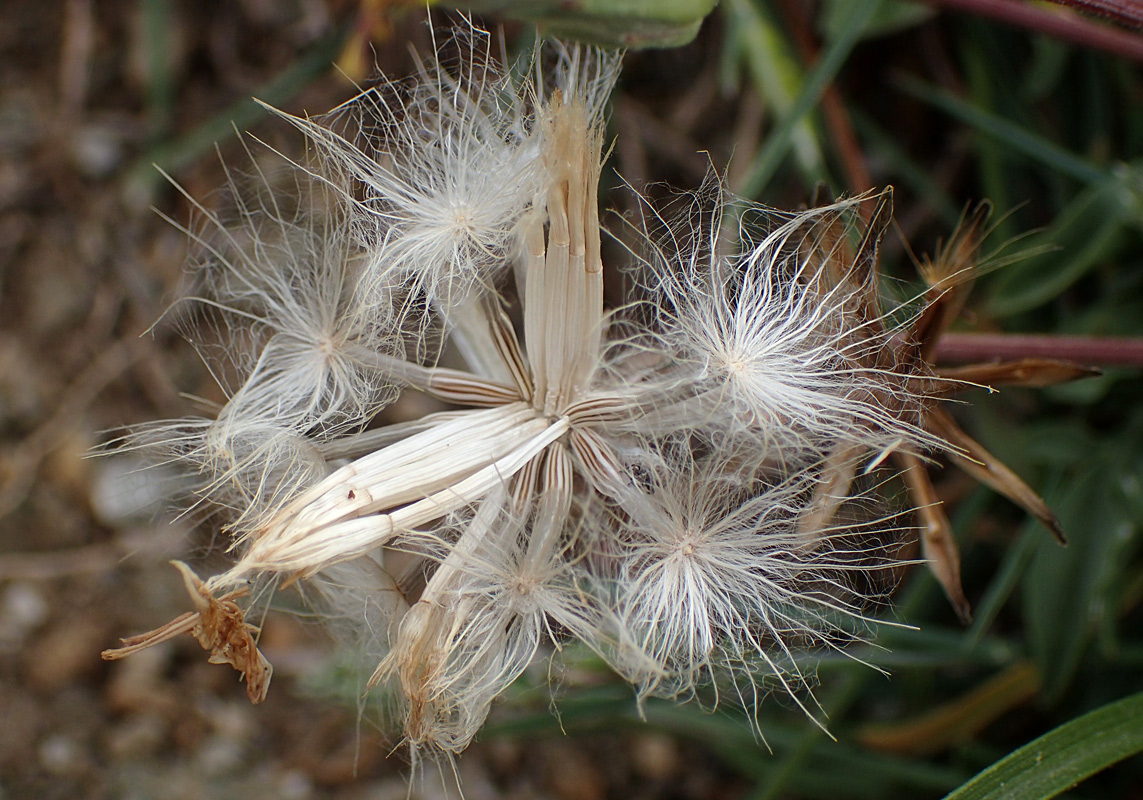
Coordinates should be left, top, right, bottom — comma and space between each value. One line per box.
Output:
1, 1, 1140, 798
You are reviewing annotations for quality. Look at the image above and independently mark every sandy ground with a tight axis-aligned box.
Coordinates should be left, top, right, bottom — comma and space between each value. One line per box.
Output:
0, 3, 760, 797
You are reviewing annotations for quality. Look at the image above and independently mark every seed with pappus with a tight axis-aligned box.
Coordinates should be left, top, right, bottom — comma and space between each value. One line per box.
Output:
102, 21, 1072, 760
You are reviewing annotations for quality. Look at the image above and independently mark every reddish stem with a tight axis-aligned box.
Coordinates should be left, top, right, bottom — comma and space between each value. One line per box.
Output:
937, 333, 1143, 366
913, 0, 1143, 62
1046, 0, 1143, 28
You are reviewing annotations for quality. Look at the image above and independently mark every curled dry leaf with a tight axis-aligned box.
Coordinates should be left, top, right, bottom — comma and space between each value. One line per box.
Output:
937, 358, 1102, 391
926, 408, 1067, 546
898, 451, 971, 624
911, 202, 991, 362
102, 560, 272, 704
900, 202, 1083, 621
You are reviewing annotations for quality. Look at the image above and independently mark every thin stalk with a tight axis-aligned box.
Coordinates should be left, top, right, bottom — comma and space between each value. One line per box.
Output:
937, 333, 1143, 366
911, 0, 1143, 62
1047, 0, 1143, 28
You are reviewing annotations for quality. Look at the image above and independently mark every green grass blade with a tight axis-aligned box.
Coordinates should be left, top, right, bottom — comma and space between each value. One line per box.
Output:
140, 0, 175, 141
450, 0, 718, 48
894, 74, 1108, 186
734, 0, 881, 198
942, 691, 1143, 800
122, 26, 348, 202
964, 524, 1037, 650
984, 168, 1140, 317
1021, 465, 1139, 699
725, 0, 827, 191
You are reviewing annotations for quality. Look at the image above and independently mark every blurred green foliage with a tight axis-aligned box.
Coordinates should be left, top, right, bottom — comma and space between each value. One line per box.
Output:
442, 0, 720, 47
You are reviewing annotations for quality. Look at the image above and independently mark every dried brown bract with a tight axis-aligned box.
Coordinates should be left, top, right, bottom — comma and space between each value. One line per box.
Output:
102, 561, 272, 704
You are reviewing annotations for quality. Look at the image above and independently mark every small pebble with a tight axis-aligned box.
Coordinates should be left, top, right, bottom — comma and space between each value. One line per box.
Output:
0, 583, 49, 647
69, 123, 126, 179
630, 733, 679, 780
105, 713, 168, 760
38, 734, 88, 776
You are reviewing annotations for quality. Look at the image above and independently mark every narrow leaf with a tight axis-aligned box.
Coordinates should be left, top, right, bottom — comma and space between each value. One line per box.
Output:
943, 691, 1143, 800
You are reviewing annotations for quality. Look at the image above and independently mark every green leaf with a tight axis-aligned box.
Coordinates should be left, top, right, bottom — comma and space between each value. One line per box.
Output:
964, 526, 1038, 650
894, 74, 1107, 186
122, 25, 349, 203
985, 169, 1142, 317
725, 0, 828, 190
821, 0, 932, 41
734, 0, 880, 197
1021, 464, 1137, 699
450, 0, 720, 48
942, 691, 1143, 800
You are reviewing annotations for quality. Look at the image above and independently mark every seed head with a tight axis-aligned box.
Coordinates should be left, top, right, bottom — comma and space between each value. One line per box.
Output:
106, 21, 954, 759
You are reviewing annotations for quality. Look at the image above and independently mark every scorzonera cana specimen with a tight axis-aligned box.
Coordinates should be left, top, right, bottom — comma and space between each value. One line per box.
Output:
103, 23, 1074, 757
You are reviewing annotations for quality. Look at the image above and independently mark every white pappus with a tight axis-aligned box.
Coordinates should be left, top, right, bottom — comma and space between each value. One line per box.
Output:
105, 21, 946, 760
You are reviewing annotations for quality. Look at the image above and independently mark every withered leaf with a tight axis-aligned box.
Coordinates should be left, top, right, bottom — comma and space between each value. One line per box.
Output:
926, 408, 1066, 545
937, 358, 1101, 391
898, 451, 972, 624
102, 561, 272, 703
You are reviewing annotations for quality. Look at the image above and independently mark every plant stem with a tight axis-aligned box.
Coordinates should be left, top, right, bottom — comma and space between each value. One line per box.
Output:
937, 333, 1143, 366
912, 0, 1143, 62
1047, 0, 1143, 28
